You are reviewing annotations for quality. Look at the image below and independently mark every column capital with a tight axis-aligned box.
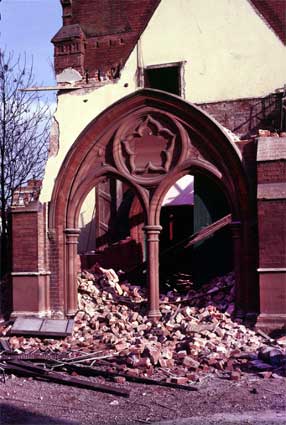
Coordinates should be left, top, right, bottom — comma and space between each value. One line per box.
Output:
64, 228, 81, 235
143, 225, 162, 233
65, 228, 80, 245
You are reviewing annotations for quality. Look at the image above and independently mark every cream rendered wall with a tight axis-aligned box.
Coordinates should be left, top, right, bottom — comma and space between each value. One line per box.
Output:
40, 49, 138, 202
41, 0, 286, 203
140, 0, 286, 102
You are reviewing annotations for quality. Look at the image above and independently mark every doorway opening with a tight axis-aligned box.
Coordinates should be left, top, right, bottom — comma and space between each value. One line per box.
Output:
159, 174, 233, 291
78, 177, 144, 272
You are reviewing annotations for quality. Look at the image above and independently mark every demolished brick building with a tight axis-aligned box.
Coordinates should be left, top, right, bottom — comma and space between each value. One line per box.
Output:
9, 0, 286, 332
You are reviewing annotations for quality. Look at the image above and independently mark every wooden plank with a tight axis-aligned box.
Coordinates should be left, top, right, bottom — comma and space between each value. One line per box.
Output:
161, 214, 232, 255
0, 338, 11, 352
184, 214, 232, 248
4, 360, 130, 398
20, 86, 80, 92
62, 363, 198, 392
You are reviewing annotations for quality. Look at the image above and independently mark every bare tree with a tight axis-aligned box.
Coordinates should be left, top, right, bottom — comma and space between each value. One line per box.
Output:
0, 50, 50, 275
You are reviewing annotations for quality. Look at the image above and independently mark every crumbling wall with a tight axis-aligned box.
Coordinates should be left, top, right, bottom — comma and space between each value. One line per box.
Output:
198, 94, 283, 139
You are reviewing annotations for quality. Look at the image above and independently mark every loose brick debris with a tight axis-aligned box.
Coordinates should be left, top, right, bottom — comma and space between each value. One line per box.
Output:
0, 267, 285, 394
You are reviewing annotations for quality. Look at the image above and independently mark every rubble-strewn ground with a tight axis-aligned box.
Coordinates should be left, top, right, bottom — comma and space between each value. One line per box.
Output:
1, 268, 286, 424
0, 373, 286, 424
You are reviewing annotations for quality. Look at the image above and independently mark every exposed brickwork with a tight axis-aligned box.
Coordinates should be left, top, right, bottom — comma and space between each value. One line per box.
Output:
10, 205, 51, 315
258, 199, 286, 267
257, 160, 286, 184
53, 24, 86, 75
257, 136, 286, 185
258, 182, 286, 199
52, 0, 161, 78
11, 205, 49, 273
198, 93, 283, 139
256, 136, 286, 324
259, 273, 286, 315
12, 179, 42, 207
250, 0, 286, 45
257, 136, 286, 161
48, 231, 64, 314
11, 208, 39, 272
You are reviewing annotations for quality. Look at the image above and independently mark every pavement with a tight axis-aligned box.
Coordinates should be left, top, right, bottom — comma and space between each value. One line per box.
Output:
152, 411, 286, 424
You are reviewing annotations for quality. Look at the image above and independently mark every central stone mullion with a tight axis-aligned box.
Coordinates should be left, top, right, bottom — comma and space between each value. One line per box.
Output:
143, 224, 162, 320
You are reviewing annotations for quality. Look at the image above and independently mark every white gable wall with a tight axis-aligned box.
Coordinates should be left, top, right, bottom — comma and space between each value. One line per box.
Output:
140, 0, 286, 102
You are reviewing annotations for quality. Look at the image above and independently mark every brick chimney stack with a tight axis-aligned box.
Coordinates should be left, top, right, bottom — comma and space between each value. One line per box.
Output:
61, 0, 73, 26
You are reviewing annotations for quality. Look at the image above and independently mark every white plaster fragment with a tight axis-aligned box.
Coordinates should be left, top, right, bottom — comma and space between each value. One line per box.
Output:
56, 68, 82, 84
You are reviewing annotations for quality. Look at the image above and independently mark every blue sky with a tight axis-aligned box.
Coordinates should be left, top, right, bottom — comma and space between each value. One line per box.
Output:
0, 0, 62, 88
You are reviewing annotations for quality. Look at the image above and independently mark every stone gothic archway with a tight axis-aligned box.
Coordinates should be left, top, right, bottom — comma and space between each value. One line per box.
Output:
47, 89, 256, 318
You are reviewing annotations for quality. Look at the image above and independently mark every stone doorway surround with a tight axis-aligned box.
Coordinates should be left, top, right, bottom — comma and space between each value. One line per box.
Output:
11, 89, 257, 321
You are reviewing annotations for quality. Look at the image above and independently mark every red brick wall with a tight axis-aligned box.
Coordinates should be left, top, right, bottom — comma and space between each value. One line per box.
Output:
198, 94, 282, 139
53, 0, 160, 78
256, 136, 286, 322
12, 209, 39, 272
48, 231, 64, 313
257, 160, 286, 183
11, 205, 48, 273
258, 199, 286, 267
251, 0, 286, 45
257, 136, 286, 269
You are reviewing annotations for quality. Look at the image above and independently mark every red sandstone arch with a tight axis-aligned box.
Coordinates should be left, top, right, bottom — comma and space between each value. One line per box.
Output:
49, 89, 257, 318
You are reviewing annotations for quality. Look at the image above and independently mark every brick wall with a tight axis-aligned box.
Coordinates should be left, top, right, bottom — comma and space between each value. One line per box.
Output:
12, 207, 39, 272
198, 93, 282, 139
257, 160, 286, 183
48, 230, 64, 314
258, 199, 286, 267
53, 0, 160, 79
256, 136, 286, 323
257, 137, 286, 268
11, 205, 49, 273
10, 204, 52, 315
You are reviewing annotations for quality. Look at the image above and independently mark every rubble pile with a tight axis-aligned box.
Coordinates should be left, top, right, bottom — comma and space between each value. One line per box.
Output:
4, 267, 286, 383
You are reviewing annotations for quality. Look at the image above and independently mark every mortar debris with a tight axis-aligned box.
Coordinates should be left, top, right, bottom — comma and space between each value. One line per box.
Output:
2, 267, 286, 383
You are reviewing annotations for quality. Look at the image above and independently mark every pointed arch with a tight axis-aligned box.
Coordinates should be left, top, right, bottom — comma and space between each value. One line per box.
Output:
48, 89, 256, 316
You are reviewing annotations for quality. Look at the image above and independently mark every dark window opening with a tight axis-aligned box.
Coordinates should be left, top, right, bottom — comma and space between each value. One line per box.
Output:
144, 65, 181, 96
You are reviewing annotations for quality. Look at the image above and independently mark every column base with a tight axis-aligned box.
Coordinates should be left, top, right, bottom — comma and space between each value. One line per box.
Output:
255, 314, 286, 333
65, 309, 77, 318
148, 309, 162, 321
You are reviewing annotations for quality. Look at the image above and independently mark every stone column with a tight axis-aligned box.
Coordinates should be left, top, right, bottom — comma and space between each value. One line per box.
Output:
143, 225, 162, 320
64, 228, 80, 317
